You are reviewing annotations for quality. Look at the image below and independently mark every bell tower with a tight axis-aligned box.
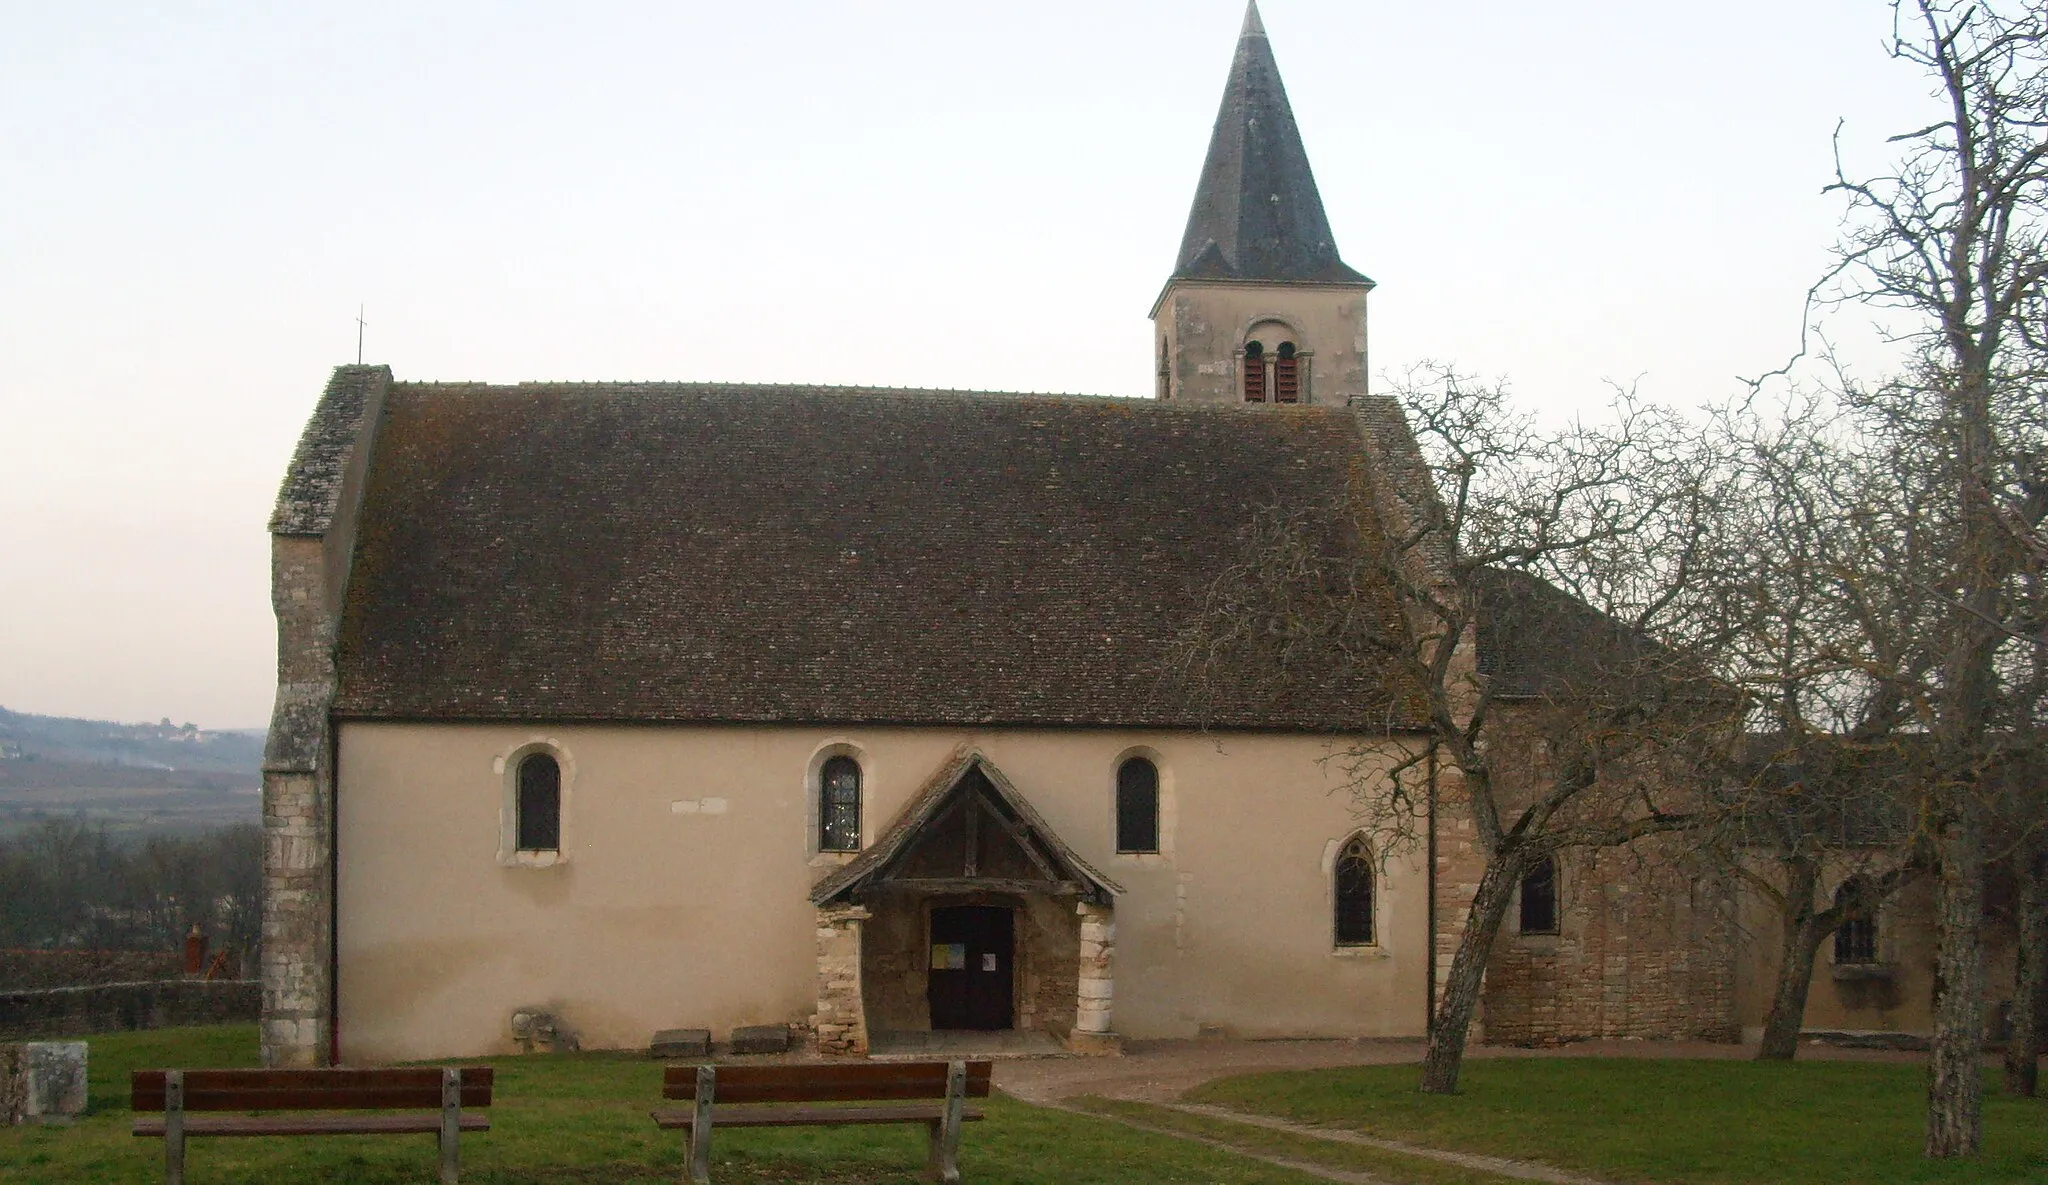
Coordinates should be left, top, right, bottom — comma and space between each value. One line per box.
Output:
1151, 2, 1373, 405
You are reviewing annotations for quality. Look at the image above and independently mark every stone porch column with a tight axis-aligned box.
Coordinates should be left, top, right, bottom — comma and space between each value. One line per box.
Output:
812, 905, 871, 1057
1068, 901, 1121, 1054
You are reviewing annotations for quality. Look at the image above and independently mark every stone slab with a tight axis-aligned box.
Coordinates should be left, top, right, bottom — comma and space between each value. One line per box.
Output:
649, 1028, 711, 1059
1064, 1029, 1124, 1057
730, 1024, 791, 1055
1, 1041, 87, 1124
0, 1046, 22, 1124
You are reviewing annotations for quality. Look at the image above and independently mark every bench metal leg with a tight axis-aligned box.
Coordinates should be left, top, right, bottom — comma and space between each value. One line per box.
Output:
686, 1065, 715, 1185
924, 1060, 965, 1183
440, 1067, 462, 1184
164, 1070, 186, 1185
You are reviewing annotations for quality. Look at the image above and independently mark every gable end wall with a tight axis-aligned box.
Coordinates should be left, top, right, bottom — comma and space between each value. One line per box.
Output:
261, 365, 390, 1067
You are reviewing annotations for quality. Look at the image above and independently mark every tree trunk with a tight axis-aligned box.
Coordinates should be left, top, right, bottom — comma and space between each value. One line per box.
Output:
1757, 858, 1824, 1061
1925, 804, 1986, 1158
1420, 856, 1520, 1095
2005, 844, 2046, 1098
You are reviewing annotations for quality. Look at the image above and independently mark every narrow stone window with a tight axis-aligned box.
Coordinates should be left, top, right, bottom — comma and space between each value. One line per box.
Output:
1519, 856, 1559, 935
1115, 757, 1160, 853
1833, 883, 1877, 963
1334, 835, 1375, 946
820, 755, 863, 852
1157, 337, 1172, 400
1242, 340, 1267, 402
516, 753, 561, 852
1273, 341, 1300, 403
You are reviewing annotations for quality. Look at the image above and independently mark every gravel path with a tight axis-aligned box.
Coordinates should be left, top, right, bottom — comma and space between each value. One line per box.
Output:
994, 1037, 1927, 1185
993, 1035, 1924, 1104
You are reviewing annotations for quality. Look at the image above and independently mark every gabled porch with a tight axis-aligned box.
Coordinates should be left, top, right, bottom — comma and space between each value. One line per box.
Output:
809, 749, 1122, 1057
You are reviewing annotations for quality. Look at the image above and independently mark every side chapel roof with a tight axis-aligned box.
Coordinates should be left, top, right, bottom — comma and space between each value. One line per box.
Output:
1171, 2, 1372, 287
325, 380, 1428, 731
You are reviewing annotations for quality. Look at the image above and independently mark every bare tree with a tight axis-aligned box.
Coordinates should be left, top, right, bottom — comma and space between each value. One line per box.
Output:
1790, 0, 2048, 1154
1169, 365, 1736, 1094
1688, 397, 1932, 1060
2009, 834, 2047, 1095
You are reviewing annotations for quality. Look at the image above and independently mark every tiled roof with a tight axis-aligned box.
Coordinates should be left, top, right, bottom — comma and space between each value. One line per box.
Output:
1171, 2, 1371, 288
330, 382, 1426, 730
1475, 567, 1670, 700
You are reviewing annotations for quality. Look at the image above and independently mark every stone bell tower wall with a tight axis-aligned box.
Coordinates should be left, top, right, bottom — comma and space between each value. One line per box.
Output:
1154, 280, 1369, 406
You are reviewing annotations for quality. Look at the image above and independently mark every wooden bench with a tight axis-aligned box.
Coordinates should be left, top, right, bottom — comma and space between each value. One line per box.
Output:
652, 1059, 991, 1184
131, 1066, 493, 1185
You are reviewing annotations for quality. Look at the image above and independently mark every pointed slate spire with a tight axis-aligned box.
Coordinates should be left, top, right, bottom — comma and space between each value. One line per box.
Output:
1173, 2, 1369, 286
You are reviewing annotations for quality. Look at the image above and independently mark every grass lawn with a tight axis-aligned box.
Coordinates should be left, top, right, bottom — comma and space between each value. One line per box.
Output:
1188, 1057, 2048, 1185
0, 1025, 1330, 1184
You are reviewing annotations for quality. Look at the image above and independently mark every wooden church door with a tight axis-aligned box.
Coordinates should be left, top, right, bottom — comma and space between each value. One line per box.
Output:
927, 905, 1014, 1030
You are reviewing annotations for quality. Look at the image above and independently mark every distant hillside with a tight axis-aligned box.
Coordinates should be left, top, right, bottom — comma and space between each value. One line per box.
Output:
0, 707, 262, 835
0, 706, 263, 780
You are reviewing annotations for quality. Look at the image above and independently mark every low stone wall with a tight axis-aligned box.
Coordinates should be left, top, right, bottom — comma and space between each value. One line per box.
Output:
0, 980, 259, 1040
0, 950, 182, 992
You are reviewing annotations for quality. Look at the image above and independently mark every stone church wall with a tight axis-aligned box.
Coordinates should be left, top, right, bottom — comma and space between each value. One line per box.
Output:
1481, 839, 1739, 1045
1020, 896, 1081, 1038
1435, 704, 1740, 1047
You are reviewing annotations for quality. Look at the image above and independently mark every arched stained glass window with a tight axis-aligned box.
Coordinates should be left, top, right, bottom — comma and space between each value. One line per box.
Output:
820, 756, 863, 852
516, 753, 561, 852
1335, 835, 1375, 946
1116, 758, 1160, 853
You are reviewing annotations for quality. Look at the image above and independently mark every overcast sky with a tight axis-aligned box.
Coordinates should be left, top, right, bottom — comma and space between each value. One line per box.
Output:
0, 1, 1941, 729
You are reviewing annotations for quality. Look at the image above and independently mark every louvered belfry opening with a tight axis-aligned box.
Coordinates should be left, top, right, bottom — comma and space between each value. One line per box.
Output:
1242, 340, 1267, 402
1273, 342, 1300, 403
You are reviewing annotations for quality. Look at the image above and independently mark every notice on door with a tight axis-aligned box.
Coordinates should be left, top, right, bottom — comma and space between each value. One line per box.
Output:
931, 943, 966, 971
981, 952, 998, 972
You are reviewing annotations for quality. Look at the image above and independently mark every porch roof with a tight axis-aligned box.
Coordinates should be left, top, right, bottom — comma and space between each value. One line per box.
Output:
809, 748, 1123, 907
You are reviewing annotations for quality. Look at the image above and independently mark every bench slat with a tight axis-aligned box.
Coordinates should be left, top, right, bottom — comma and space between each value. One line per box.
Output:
652, 1104, 986, 1130
135, 1114, 491, 1138
660, 1061, 992, 1103
133, 1087, 495, 1112
133, 1068, 493, 1112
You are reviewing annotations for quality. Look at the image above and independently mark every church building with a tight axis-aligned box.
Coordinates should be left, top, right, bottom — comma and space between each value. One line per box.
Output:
259, 5, 1754, 1068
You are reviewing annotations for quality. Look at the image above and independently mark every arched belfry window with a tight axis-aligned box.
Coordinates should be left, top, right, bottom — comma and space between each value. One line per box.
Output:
516, 753, 561, 852
1273, 342, 1300, 404
819, 756, 863, 852
1334, 835, 1375, 946
1116, 757, 1160, 853
1242, 340, 1267, 403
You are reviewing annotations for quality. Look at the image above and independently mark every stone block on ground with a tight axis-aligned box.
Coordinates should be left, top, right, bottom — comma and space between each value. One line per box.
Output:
1, 1041, 87, 1124
0, 1045, 22, 1124
649, 1028, 711, 1059
730, 1024, 791, 1055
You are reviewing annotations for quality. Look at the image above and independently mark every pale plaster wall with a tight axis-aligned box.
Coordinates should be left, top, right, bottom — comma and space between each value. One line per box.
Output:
1732, 862, 2017, 1037
1155, 280, 1370, 405
334, 723, 1430, 1062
